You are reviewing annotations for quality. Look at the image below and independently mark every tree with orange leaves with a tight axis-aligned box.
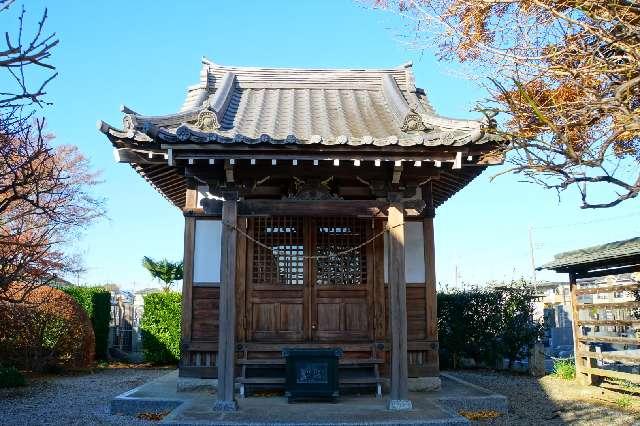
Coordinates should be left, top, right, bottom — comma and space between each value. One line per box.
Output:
371, 0, 639, 208
0, 1, 103, 299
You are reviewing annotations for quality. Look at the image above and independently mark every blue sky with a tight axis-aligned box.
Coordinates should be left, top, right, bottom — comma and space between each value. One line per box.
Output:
3, 1, 639, 291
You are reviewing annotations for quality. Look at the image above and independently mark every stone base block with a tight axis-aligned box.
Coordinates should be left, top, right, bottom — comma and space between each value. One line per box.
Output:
387, 399, 413, 411
212, 399, 238, 411
408, 376, 442, 392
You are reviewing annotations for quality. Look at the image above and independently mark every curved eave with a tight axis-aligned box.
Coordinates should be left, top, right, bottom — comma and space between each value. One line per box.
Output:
97, 120, 153, 144
98, 119, 491, 148
131, 163, 186, 209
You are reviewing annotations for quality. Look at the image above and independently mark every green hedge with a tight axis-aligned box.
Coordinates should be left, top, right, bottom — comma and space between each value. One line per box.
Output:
438, 279, 543, 369
140, 292, 182, 364
61, 286, 111, 359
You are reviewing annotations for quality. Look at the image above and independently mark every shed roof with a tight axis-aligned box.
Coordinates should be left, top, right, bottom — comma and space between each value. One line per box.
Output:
98, 58, 497, 147
540, 237, 640, 272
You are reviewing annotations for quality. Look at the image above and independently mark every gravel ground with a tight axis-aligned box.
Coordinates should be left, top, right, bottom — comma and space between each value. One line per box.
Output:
449, 370, 640, 426
0, 368, 167, 426
2, 367, 639, 425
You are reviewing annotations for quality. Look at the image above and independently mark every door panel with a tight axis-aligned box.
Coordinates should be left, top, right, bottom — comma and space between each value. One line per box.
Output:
345, 302, 368, 332
311, 217, 373, 342
317, 303, 341, 331
253, 303, 275, 332
246, 216, 374, 344
279, 303, 303, 333
247, 217, 307, 342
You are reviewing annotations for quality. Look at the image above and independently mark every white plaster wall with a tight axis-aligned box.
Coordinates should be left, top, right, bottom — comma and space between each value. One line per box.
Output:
193, 219, 221, 283
384, 221, 426, 283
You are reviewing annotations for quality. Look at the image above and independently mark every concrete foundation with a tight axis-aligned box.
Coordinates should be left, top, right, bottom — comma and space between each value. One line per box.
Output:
177, 377, 217, 393
408, 376, 442, 392
111, 370, 508, 425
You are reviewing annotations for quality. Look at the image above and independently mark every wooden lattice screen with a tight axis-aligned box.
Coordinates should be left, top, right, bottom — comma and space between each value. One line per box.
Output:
250, 216, 370, 287
315, 217, 368, 286
251, 216, 304, 285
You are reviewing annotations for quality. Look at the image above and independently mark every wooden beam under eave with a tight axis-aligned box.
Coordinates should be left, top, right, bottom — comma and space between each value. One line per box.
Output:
156, 180, 186, 195
185, 179, 198, 210
161, 143, 472, 161
200, 199, 427, 218
143, 167, 180, 181
114, 148, 167, 164
337, 186, 373, 198
573, 263, 640, 279
163, 187, 187, 204
151, 173, 185, 187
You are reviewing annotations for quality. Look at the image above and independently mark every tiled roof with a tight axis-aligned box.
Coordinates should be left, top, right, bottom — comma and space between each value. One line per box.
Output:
540, 237, 640, 271
98, 58, 497, 147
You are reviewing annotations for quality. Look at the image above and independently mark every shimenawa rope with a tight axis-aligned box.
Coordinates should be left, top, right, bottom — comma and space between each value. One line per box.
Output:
222, 221, 403, 260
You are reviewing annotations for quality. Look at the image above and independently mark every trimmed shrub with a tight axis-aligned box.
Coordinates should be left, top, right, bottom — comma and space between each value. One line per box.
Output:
61, 286, 111, 359
438, 279, 543, 369
140, 292, 181, 364
0, 285, 95, 371
0, 366, 25, 388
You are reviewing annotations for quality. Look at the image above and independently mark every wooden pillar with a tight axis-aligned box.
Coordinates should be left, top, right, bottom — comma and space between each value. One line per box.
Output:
422, 182, 439, 376
214, 192, 238, 411
387, 197, 412, 410
180, 216, 195, 356
180, 182, 197, 374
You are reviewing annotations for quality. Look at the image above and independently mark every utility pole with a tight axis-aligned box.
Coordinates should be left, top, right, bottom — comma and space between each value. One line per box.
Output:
529, 226, 538, 293
454, 264, 458, 289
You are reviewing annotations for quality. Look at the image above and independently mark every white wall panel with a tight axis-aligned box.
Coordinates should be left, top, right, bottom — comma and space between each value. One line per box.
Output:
404, 222, 425, 282
384, 221, 426, 283
193, 219, 221, 283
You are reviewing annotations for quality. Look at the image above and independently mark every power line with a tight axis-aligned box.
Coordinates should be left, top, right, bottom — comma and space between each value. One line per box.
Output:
532, 211, 640, 231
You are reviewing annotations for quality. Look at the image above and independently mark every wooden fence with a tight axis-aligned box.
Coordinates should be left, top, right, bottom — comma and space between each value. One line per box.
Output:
570, 273, 640, 385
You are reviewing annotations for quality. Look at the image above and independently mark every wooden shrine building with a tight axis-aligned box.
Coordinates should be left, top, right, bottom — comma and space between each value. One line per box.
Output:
98, 58, 502, 410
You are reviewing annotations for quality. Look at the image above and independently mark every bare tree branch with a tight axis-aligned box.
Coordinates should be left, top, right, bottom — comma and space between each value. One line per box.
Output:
369, 0, 640, 208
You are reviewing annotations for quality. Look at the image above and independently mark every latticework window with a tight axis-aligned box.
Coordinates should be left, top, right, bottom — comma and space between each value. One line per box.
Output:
252, 216, 304, 285
315, 218, 368, 286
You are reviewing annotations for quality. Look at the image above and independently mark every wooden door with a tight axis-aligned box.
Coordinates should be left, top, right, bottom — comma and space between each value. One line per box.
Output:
246, 216, 307, 342
310, 217, 373, 342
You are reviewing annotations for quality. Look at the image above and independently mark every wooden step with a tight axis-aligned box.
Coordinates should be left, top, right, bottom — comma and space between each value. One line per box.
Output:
237, 377, 385, 385
340, 358, 384, 365
238, 359, 285, 365
238, 358, 383, 366
339, 377, 387, 385
237, 377, 285, 384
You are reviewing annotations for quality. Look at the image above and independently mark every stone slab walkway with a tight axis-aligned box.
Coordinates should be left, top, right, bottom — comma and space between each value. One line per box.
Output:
111, 371, 507, 425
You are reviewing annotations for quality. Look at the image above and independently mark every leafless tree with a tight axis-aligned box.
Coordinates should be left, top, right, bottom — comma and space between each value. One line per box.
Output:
1, 0, 58, 136
0, 2, 102, 300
